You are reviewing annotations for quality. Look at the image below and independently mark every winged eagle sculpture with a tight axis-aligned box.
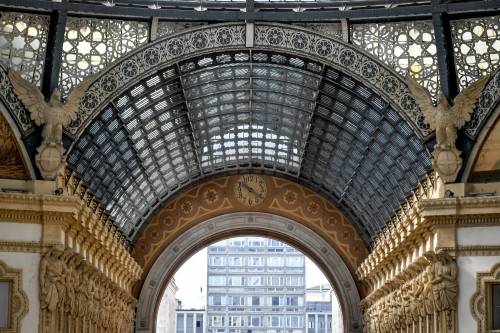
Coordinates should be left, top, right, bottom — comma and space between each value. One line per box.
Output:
8, 69, 96, 180
405, 73, 490, 183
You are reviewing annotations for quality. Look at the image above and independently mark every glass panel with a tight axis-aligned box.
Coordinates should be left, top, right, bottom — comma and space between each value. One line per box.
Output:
0, 11, 49, 87
60, 17, 149, 96
451, 16, 500, 90
493, 284, 500, 330
0, 281, 10, 328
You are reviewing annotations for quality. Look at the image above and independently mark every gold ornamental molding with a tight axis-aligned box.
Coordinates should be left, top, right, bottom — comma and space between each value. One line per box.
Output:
471, 262, 500, 333
0, 183, 143, 292
358, 194, 500, 282
0, 241, 47, 253
442, 246, 500, 257
0, 260, 29, 333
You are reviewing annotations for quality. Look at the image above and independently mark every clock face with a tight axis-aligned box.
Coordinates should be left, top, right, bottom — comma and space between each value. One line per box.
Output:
234, 175, 267, 207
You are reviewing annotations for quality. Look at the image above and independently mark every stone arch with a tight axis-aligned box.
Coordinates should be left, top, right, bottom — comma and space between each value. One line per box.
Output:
136, 212, 363, 333
64, 22, 431, 140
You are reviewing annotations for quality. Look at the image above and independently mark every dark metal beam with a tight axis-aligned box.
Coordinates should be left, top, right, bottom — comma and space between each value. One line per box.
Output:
41, 9, 67, 99
432, 1, 458, 100
2, 0, 500, 22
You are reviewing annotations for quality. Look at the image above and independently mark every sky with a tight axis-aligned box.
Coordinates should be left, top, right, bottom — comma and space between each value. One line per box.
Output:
172, 240, 331, 309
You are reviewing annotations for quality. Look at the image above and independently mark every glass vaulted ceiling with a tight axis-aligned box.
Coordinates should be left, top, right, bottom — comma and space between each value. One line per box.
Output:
67, 50, 432, 243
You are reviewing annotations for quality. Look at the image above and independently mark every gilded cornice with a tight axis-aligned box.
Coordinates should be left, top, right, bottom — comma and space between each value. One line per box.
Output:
0, 241, 47, 253
0, 184, 143, 291
358, 194, 500, 282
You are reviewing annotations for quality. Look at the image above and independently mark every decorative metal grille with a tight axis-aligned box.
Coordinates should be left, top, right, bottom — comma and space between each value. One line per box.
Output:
0, 11, 49, 87
451, 16, 500, 90
156, 21, 207, 38
68, 48, 432, 243
300, 23, 343, 40
351, 20, 438, 98
59, 17, 149, 96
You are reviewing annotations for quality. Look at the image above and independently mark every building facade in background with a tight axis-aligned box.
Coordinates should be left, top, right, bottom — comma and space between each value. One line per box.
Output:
207, 237, 306, 333
305, 285, 335, 333
176, 309, 207, 333
157, 279, 180, 333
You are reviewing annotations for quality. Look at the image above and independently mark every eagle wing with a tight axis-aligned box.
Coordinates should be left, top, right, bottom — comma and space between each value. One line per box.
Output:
405, 73, 437, 129
8, 69, 49, 126
451, 74, 490, 128
61, 74, 97, 127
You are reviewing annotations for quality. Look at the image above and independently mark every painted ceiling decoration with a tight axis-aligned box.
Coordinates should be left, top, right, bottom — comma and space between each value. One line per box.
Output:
0, 112, 29, 180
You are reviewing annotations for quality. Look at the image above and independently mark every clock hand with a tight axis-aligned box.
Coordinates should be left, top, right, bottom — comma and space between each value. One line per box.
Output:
241, 182, 263, 199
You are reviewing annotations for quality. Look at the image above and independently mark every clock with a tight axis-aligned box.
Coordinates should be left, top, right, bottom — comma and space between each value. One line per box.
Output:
234, 175, 267, 207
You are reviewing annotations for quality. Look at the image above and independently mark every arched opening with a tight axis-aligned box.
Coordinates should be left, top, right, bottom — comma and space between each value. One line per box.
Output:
136, 213, 362, 333
156, 235, 344, 333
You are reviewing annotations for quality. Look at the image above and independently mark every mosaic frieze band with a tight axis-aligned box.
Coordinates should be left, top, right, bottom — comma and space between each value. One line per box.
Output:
132, 175, 368, 280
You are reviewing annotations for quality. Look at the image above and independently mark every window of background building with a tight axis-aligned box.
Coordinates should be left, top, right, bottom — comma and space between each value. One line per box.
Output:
0, 281, 10, 328
493, 284, 500, 329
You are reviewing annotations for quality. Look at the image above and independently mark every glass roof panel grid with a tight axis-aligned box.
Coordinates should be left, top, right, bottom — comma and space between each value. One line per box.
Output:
68, 66, 201, 238
300, 66, 432, 241
179, 51, 320, 174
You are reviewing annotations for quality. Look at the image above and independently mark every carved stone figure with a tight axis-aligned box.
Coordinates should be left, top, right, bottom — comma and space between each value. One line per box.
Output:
405, 74, 490, 182
40, 249, 66, 312
8, 70, 95, 180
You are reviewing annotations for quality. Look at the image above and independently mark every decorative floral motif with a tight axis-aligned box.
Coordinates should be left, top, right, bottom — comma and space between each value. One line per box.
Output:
203, 188, 219, 204
0, 11, 49, 88
283, 190, 297, 205
266, 28, 284, 45
216, 27, 233, 45
451, 16, 500, 90
59, 17, 149, 96
291, 32, 308, 50
191, 32, 209, 49
351, 20, 438, 99
315, 39, 333, 57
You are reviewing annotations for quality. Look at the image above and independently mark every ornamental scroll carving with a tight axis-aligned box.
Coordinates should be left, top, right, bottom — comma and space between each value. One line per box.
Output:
39, 248, 136, 333
362, 253, 457, 333
471, 262, 500, 333
0, 260, 28, 333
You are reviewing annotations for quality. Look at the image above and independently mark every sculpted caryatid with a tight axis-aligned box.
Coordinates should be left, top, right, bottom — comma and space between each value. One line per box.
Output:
8, 70, 95, 180
40, 249, 66, 312
405, 74, 490, 182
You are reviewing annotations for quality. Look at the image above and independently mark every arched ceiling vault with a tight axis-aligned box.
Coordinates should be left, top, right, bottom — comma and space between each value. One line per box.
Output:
66, 37, 432, 244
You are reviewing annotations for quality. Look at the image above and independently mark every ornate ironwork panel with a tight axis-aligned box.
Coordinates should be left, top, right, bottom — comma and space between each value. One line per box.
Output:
299, 23, 343, 40
465, 68, 500, 138
0, 63, 35, 134
59, 17, 149, 96
157, 21, 207, 38
66, 23, 246, 136
451, 16, 500, 90
0, 11, 49, 87
351, 20, 438, 99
